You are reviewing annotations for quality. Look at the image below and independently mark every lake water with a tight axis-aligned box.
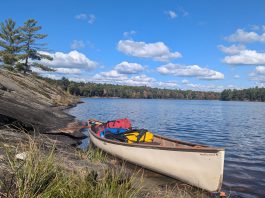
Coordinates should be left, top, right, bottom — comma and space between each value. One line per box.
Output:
68, 98, 265, 198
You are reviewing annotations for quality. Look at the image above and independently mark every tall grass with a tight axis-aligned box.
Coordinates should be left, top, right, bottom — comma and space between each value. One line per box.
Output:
145, 184, 208, 198
75, 146, 108, 163
0, 140, 141, 198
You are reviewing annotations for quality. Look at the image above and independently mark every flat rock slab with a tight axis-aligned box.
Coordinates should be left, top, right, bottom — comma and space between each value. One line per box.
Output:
0, 69, 78, 133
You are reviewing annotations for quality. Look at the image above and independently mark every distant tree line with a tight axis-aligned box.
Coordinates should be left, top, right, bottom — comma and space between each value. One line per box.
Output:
41, 77, 221, 100
220, 87, 265, 102
41, 76, 265, 101
0, 18, 53, 73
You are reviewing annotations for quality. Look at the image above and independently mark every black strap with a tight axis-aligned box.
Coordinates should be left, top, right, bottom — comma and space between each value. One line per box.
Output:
136, 129, 148, 143
104, 128, 148, 143
104, 132, 128, 142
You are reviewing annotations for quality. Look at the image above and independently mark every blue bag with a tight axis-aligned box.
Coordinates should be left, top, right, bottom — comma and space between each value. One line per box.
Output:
100, 128, 128, 138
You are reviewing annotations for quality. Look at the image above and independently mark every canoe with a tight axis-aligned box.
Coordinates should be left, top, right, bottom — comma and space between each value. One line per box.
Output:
88, 122, 225, 192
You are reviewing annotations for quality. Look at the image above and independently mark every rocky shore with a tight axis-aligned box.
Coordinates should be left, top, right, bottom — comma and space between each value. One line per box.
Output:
0, 70, 110, 189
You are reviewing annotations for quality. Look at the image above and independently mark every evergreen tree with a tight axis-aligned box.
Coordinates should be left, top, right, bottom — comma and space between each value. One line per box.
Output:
0, 18, 22, 70
19, 19, 53, 73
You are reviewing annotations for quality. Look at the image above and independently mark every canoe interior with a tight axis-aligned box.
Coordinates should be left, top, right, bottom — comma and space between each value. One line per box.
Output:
90, 128, 224, 152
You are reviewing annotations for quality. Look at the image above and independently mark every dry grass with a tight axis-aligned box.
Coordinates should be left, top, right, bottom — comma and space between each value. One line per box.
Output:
0, 139, 141, 198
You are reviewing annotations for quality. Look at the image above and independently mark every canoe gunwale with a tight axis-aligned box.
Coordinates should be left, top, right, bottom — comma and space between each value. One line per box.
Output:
89, 129, 224, 152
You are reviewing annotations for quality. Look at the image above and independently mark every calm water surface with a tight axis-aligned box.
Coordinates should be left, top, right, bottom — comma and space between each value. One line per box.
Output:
68, 98, 265, 198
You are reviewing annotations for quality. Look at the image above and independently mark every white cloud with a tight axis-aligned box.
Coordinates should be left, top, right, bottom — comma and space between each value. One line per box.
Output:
156, 81, 178, 89
157, 63, 224, 80
234, 74, 240, 79
68, 77, 86, 82
182, 83, 241, 92
117, 40, 182, 62
114, 61, 144, 74
92, 71, 180, 89
71, 40, 85, 49
218, 44, 246, 54
39, 50, 97, 70
251, 25, 260, 31
125, 75, 156, 86
223, 50, 265, 65
94, 70, 127, 81
165, 10, 177, 19
184, 83, 225, 91
165, 7, 189, 19
250, 66, 265, 82
32, 67, 80, 75
41, 74, 62, 80
75, 13, 87, 20
254, 66, 265, 75
123, 30, 136, 37
55, 68, 81, 74
225, 29, 265, 43
182, 79, 189, 84
75, 13, 96, 24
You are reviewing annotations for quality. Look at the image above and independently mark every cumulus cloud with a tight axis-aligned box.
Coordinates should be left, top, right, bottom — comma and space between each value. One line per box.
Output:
218, 44, 246, 54
41, 74, 62, 80
253, 66, 265, 75
94, 70, 127, 81
165, 10, 177, 19
117, 40, 182, 62
157, 63, 224, 80
223, 50, 265, 65
225, 29, 265, 43
39, 50, 97, 70
157, 81, 178, 89
123, 30, 136, 37
251, 25, 260, 31
71, 40, 85, 49
114, 61, 144, 74
75, 13, 96, 24
249, 66, 265, 82
55, 68, 81, 74
92, 71, 180, 89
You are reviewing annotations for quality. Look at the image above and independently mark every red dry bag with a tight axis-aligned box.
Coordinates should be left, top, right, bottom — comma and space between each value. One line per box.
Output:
106, 118, 132, 129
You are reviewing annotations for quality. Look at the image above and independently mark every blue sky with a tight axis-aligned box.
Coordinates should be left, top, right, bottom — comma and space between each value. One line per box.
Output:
1, 0, 265, 91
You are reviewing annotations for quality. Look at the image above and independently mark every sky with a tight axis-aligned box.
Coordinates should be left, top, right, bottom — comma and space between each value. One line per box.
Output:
1, 0, 265, 91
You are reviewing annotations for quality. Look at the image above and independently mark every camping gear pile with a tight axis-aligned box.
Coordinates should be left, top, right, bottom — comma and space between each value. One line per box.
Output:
89, 118, 154, 144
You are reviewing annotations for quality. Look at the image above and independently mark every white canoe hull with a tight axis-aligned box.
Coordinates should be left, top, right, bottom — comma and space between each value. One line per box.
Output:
89, 131, 224, 192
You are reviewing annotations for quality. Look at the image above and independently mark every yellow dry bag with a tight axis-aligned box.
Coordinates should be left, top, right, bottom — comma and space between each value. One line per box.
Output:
124, 130, 154, 144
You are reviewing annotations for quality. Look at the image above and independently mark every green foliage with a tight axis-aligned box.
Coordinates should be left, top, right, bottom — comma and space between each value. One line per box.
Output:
42, 76, 221, 100
0, 18, 53, 73
0, 18, 22, 69
220, 87, 265, 102
19, 19, 53, 73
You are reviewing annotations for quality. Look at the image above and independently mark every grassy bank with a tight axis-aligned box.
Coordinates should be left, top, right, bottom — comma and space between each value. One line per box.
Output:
0, 138, 141, 198
0, 136, 212, 198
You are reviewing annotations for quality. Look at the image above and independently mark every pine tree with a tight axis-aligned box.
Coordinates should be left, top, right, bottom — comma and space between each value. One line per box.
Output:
0, 18, 22, 70
19, 19, 53, 73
